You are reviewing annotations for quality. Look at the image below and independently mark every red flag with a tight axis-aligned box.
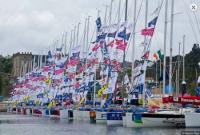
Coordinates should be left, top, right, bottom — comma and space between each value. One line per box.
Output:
115, 39, 124, 46
55, 68, 64, 75
43, 66, 51, 72
141, 28, 155, 36
68, 59, 79, 66
142, 51, 150, 59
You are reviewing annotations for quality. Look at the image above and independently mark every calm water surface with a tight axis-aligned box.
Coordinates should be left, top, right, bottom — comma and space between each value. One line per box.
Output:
0, 113, 199, 135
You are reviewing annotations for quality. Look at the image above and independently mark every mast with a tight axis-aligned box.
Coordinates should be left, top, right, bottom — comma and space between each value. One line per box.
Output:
177, 42, 181, 95
73, 26, 76, 48
163, 0, 168, 95
131, 0, 137, 90
109, 0, 114, 26
104, 5, 109, 24
83, 18, 87, 58
169, 0, 174, 95
93, 10, 101, 106
182, 35, 185, 83
143, 0, 148, 107
121, 0, 128, 104
118, 0, 121, 24
64, 32, 67, 56
77, 23, 81, 46
69, 30, 73, 57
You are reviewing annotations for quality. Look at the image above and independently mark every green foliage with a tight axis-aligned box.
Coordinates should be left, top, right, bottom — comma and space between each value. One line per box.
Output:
0, 55, 13, 97
146, 44, 200, 95
0, 55, 12, 73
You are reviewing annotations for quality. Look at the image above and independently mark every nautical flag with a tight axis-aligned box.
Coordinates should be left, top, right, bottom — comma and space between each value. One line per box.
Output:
115, 39, 124, 46
141, 28, 155, 36
117, 29, 126, 39
96, 17, 102, 32
68, 59, 79, 66
126, 33, 131, 40
142, 51, 150, 59
116, 44, 127, 51
107, 31, 117, 38
48, 51, 52, 58
116, 42, 127, 51
56, 47, 62, 52
153, 50, 164, 61
148, 17, 158, 28
96, 33, 107, 42
71, 52, 80, 60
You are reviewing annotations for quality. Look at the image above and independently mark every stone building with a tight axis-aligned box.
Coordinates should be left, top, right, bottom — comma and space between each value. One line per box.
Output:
12, 52, 47, 77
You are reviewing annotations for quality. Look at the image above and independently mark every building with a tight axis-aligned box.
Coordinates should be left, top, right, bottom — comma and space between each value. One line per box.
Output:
12, 52, 47, 77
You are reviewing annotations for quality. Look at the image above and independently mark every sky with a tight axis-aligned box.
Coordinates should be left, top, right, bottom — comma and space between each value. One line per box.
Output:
0, 0, 199, 60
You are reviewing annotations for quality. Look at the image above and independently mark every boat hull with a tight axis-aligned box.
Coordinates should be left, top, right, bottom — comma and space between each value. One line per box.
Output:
125, 112, 183, 128
96, 111, 107, 124
185, 113, 200, 127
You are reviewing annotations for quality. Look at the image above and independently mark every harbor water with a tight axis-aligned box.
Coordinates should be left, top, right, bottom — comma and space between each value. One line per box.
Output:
0, 113, 199, 135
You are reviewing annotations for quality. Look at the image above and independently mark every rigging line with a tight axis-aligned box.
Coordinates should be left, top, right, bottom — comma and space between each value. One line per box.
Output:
183, 0, 199, 43
193, 12, 200, 35
191, 0, 200, 34
125, 0, 144, 57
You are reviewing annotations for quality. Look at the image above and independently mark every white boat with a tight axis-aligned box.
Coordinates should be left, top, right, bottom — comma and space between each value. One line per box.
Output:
185, 112, 200, 127
96, 111, 107, 124
106, 112, 123, 126
80, 110, 90, 121
59, 109, 68, 119
73, 110, 79, 120
124, 110, 184, 128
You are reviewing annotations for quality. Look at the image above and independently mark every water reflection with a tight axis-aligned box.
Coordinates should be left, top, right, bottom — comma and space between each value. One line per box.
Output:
0, 113, 199, 135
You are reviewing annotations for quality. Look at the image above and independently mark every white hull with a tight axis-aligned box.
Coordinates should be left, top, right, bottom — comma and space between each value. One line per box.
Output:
107, 120, 123, 126
124, 112, 181, 128
185, 113, 200, 127
60, 109, 68, 119
73, 110, 80, 120
96, 111, 107, 124
81, 111, 90, 121
107, 112, 123, 126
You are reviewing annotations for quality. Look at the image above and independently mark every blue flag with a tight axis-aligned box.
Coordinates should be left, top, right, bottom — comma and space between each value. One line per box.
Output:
148, 17, 158, 27
107, 31, 117, 38
96, 17, 102, 31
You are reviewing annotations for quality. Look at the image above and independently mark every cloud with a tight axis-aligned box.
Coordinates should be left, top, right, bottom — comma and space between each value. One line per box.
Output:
0, 0, 199, 58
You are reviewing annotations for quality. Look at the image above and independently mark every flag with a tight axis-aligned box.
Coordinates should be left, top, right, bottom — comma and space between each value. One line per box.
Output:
96, 17, 102, 32
107, 31, 117, 38
117, 29, 126, 39
47, 51, 52, 58
96, 33, 107, 42
54, 68, 64, 75
71, 52, 80, 60
141, 28, 155, 36
148, 17, 158, 27
68, 59, 79, 66
115, 39, 124, 46
116, 44, 127, 51
56, 47, 62, 52
153, 50, 164, 61
142, 51, 150, 59
116, 41, 127, 51
126, 33, 131, 40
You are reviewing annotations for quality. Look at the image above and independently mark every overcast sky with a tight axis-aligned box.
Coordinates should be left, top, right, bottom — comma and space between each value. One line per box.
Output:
0, 0, 199, 60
